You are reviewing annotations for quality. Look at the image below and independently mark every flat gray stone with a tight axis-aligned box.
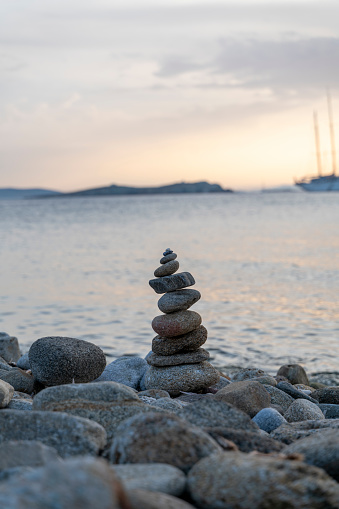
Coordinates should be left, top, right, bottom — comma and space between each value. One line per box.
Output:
0, 457, 126, 509
312, 387, 339, 404
143, 361, 220, 396
0, 333, 21, 363
16, 352, 30, 370
270, 419, 339, 444
204, 427, 284, 453
7, 399, 32, 411
276, 381, 318, 403
109, 411, 222, 473
0, 379, 14, 408
152, 325, 207, 356
187, 451, 339, 509
158, 289, 201, 314
0, 440, 61, 470
111, 463, 186, 496
284, 399, 325, 422
150, 397, 183, 413
29, 336, 106, 386
146, 348, 210, 367
252, 407, 287, 432
0, 368, 35, 394
149, 272, 195, 294
152, 310, 201, 337
94, 356, 148, 389
0, 410, 107, 457
154, 260, 179, 277
251, 375, 277, 387
138, 389, 170, 399
160, 252, 177, 264
231, 368, 269, 381
319, 404, 339, 419
263, 384, 294, 413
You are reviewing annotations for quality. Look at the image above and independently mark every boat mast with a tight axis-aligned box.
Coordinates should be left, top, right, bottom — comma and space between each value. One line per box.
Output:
313, 111, 322, 176
327, 92, 337, 176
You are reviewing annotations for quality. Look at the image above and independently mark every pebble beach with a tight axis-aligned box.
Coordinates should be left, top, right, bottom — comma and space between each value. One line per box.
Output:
0, 249, 339, 508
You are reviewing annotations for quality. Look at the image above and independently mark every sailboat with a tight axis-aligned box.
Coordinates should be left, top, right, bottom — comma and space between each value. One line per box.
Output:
295, 93, 339, 191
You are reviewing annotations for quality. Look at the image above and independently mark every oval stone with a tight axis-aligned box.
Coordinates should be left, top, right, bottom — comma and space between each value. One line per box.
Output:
149, 272, 195, 294
146, 348, 210, 367
152, 311, 201, 337
152, 325, 208, 356
160, 253, 177, 264
154, 260, 179, 278
158, 289, 201, 313
29, 337, 106, 387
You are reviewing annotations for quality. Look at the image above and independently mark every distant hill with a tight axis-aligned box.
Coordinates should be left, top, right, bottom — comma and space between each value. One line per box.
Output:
62, 181, 233, 197
0, 188, 62, 200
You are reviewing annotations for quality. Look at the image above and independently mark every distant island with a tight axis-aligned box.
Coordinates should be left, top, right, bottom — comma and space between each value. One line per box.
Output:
0, 181, 233, 200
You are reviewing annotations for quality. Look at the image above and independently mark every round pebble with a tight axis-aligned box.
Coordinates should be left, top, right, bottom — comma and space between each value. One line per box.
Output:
160, 253, 177, 264
154, 260, 179, 278
146, 348, 210, 367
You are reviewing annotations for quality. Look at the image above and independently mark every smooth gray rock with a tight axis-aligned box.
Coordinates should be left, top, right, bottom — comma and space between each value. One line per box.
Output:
252, 407, 287, 432
270, 419, 339, 444
0, 357, 12, 371
29, 336, 106, 386
143, 361, 220, 396
187, 451, 339, 509
150, 397, 183, 413
310, 373, 339, 387
152, 310, 202, 337
32, 381, 164, 442
277, 364, 309, 385
319, 403, 339, 419
231, 368, 269, 381
312, 387, 339, 404
0, 367, 35, 394
284, 399, 325, 423
204, 427, 284, 453
146, 348, 210, 367
128, 489, 195, 509
158, 289, 201, 314
0, 410, 107, 457
16, 352, 30, 370
0, 379, 14, 408
178, 398, 259, 431
0, 457, 127, 509
276, 381, 318, 403
138, 389, 170, 399
111, 463, 186, 497
160, 252, 177, 264
154, 260, 179, 277
6, 399, 32, 411
149, 272, 195, 294
214, 380, 271, 418
263, 384, 294, 413
251, 375, 277, 387
208, 377, 231, 392
0, 333, 21, 363
95, 356, 147, 389
152, 325, 207, 356
0, 440, 61, 470
283, 428, 339, 481
109, 411, 222, 473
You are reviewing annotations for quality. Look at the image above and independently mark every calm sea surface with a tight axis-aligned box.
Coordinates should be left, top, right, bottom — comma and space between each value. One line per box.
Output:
1, 192, 338, 375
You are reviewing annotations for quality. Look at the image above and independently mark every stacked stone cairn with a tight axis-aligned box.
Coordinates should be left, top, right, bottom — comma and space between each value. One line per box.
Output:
144, 248, 220, 395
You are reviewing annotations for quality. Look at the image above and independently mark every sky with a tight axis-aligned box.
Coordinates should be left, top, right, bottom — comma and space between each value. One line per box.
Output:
1, 0, 339, 191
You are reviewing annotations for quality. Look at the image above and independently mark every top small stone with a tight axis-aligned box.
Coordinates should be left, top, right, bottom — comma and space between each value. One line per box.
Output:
160, 252, 177, 264
163, 248, 173, 256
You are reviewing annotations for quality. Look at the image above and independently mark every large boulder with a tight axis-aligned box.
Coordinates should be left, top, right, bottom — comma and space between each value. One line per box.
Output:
214, 381, 271, 417
29, 336, 106, 386
187, 451, 339, 509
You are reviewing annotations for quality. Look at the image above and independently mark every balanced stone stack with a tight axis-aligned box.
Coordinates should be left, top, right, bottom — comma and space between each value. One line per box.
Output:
143, 249, 220, 395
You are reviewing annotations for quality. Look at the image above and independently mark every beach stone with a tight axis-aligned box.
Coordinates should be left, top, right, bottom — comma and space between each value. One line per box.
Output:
270, 419, 339, 444
158, 289, 201, 314
204, 427, 284, 453
263, 384, 294, 413
0, 357, 11, 371
154, 260, 179, 277
0, 410, 106, 457
208, 377, 231, 392
251, 375, 277, 387
16, 352, 30, 370
146, 348, 209, 367
319, 403, 339, 418
29, 336, 106, 386
0, 380, 14, 408
152, 325, 207, 356
152, 310, 202, 337
0, 440, 60, 470
312, 387, 339, 404
310, 372, 339, 387
149, 272, 195, 294
94, 356, 147, 389
7, 399, 33, 411
276, 381, 318, 403
111, 463, 186, 497
0, 333, 21, 363
284, 399, 325, 422
151, 397, 183, 413
277, 364, 309, 385
175, 393, 214, 404
32, 381, 164, 443
160, 252, 177, 264
0, 457, 128, 509
283, 428, 339, 481
187, 451, 339, 509
138, 389, 170, 399
214, 380, 271, 418
128, 489, 195, 509
231, 367, 269, 381
252, 407, 287, 432
178, 398, 259, 431
109, 411, 222, 473
0, 367, 35, 394
143, 361, 220, 396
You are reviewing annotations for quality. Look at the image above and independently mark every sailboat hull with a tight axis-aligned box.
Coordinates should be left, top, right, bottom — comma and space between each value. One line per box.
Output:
295, 175, 339, 191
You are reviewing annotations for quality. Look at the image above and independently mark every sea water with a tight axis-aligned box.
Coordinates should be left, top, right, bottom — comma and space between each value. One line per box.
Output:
1, 192, 338, 374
